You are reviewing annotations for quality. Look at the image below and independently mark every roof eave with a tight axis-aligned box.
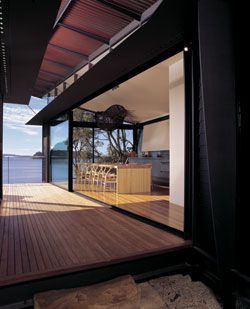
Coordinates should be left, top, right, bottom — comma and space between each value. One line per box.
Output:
2, 0, 61, 104
27, 0, 191, 125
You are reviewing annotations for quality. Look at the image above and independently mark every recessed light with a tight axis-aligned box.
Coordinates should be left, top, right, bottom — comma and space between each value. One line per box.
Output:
184, 46, 189, 52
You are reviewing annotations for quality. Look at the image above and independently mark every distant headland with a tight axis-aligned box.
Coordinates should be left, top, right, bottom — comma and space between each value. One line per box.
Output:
3, 152, 44, 159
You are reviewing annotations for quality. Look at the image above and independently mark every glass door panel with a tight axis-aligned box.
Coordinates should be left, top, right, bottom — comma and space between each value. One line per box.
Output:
50, 119, 69, 189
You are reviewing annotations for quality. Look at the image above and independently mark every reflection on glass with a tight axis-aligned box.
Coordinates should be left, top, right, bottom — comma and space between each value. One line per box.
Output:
50, 118, 69, 189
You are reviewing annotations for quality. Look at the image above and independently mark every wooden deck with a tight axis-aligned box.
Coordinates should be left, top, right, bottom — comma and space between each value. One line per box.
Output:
0, 184, 189, 287
77, 186, 184, 231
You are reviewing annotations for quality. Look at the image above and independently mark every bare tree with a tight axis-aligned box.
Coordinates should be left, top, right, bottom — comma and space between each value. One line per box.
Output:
101, 129, 133, 162
73, 109, 133, 169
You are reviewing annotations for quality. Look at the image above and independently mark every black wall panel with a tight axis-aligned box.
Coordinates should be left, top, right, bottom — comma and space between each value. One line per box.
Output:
193, 1, 237, 298
0, 101, 3, 200
196, 89, 217, 258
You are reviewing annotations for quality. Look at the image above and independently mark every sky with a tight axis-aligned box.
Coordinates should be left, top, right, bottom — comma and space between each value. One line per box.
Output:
3, 97, 47, 156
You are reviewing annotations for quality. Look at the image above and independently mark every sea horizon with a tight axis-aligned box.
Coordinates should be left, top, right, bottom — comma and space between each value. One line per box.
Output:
3, 156, 43, 184
3, 153, 43, 157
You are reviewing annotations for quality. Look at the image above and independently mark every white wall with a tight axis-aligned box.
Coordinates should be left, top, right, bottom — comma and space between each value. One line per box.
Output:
142, 120, 169, 152
169, 60, 185, 207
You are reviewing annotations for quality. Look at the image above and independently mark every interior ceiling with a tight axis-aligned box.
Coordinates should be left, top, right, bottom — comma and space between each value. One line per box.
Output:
32, 0, 159, 98
0, 0, 61, 104
82, 52, 183, 123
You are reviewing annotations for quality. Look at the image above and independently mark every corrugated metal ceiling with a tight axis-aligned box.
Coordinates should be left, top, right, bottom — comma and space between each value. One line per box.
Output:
32, 0, 159, 98
108, 0, 158, 15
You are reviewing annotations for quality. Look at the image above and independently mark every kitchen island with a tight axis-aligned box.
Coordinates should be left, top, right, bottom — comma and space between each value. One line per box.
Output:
115, 164, 152, 194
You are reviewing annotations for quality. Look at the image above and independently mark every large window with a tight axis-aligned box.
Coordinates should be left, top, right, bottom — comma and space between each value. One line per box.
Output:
72, 125, 133, 190
94, 129, 133, 163
50, 115, 69, 189
72, 126, 93, 188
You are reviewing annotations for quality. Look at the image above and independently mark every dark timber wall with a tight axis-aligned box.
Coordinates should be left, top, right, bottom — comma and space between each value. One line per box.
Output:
192, 0, 237, 304
0, 101, 3, 200
233, 1, 250, 304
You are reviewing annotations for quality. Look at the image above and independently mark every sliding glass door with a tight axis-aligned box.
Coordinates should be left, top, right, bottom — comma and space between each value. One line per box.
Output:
50, 116, 69, 189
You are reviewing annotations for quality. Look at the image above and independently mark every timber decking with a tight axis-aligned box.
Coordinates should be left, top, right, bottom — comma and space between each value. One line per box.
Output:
77, 187, 184, 231
0, 184, 189, 287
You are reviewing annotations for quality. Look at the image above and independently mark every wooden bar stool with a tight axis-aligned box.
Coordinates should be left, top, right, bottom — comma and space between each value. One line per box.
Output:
102, 167, 117, 192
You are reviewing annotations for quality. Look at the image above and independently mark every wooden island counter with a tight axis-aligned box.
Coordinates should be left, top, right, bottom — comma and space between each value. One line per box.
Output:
115, 164, 152, 194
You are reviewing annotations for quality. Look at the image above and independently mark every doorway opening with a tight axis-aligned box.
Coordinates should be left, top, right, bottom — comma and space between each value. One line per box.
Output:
71, 51, 186, 232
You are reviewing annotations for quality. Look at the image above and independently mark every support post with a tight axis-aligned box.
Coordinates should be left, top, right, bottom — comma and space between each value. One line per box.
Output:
42, 123, 50, 183
133, 125, 138, 153
0, 99, 3, 200
92, 128, 95, 163
68, 111, 73, 192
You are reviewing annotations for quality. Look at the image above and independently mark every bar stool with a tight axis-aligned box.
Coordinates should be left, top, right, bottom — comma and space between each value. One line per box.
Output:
102, 167, 117, 192
82, 163, 93, 190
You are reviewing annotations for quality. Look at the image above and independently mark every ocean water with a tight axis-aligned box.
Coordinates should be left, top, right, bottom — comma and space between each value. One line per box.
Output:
3, 156, 43, 184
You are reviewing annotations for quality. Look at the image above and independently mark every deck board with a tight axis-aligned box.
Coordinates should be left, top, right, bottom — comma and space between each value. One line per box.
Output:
0, 184, 190, 287
77, 187, 184, 231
